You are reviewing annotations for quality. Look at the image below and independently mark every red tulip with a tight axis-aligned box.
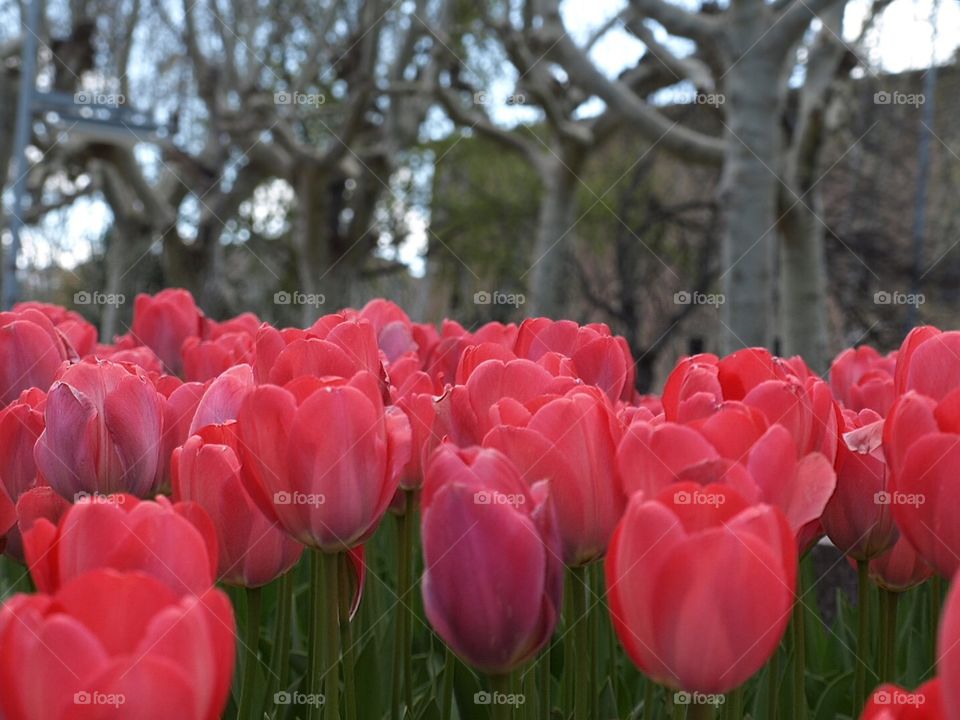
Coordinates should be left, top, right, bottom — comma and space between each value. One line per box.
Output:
34, 360, 166, 500
253, 316, 383, 386
182, 331, 254, 382
514, 318, 635, 401
421, 444, 562, 673
938, 578, 960, 719
830, 346, 897, 415
22, 494, 216, 596
866, 534, 933, 592
606, 483, 796, 693
893, 327, 960, 399
14, 301, 98, 357
0, 308, 72, 405
355, 298, 419, 364
860, 680, 944, 719
0, 570, 234, 720
173, 424, 303, 587
132, 289, 205, 374
95, 343, 166, 374
238, 370, 410, 551
392, 371, 439, 489
483, 386, 626, 565
821, 409, 897, 560
883, 391, 960, 577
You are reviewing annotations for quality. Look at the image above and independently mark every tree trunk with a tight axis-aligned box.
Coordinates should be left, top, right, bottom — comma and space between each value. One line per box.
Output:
718, 57, 784, 352
528, 155, 581, 318
780, 199, 829, 369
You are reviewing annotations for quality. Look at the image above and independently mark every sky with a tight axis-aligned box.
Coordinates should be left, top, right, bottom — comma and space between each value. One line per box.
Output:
5, 0, 960, 279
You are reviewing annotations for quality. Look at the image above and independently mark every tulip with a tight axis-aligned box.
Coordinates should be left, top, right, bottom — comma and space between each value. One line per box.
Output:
514, 318, 635, 401
132, 288, 205, 375
182, 331, 254, 382
14, 301, 98, 357
173, 424, 303, 587
0, 308, 72, 406
822, 409, 897, 561
606, 483, 796, 693
34, 360, 166, 500
883, 391, 960, 578
0, 570, 234, 720
830, 346, 897, 415
483, 386, 625, 565
22, 494, 216, 596
238, 370, 410, 551
0, 389, 45, 557
859, 680, 944, 719
392, 371, 438, 490
868, 534, 933, 592
421, 444, 562, 674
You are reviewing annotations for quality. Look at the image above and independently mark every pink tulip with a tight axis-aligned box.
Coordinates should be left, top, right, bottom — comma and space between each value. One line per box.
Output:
421, 444, 562, 673
0, 308, 72, 405
131, 289, 206, 374
238, 370, 410, 550
606, 483, 796, 693
34, 360, 166, 500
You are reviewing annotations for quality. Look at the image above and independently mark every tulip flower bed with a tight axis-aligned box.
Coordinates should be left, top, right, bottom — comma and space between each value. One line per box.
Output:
0, 290, 959, 719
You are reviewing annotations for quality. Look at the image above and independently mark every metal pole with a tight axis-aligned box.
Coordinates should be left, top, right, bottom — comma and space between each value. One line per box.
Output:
5, 0, 42, 309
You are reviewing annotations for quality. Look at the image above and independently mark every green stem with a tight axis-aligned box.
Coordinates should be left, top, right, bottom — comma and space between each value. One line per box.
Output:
539, 643, 551, 720
340, 554, 357, 720
766, 645, 780, 719
726, 687, 743, 720
562, 572, 575, 710
238, 586, 263, 720
440, 644, 455, 720
931, 575, 943, 669
881, 589, 899, 682
571, 566, 590, 720
643, 680, 656, 720
309, 552, 323, 720
686, 698, 715, 720
323, 551, 341, 720
490, 674, 512, 720
591, 563, 600, 720
793, 599, 806, 720
268, 571, 294, 704
854, 560, 870, 714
